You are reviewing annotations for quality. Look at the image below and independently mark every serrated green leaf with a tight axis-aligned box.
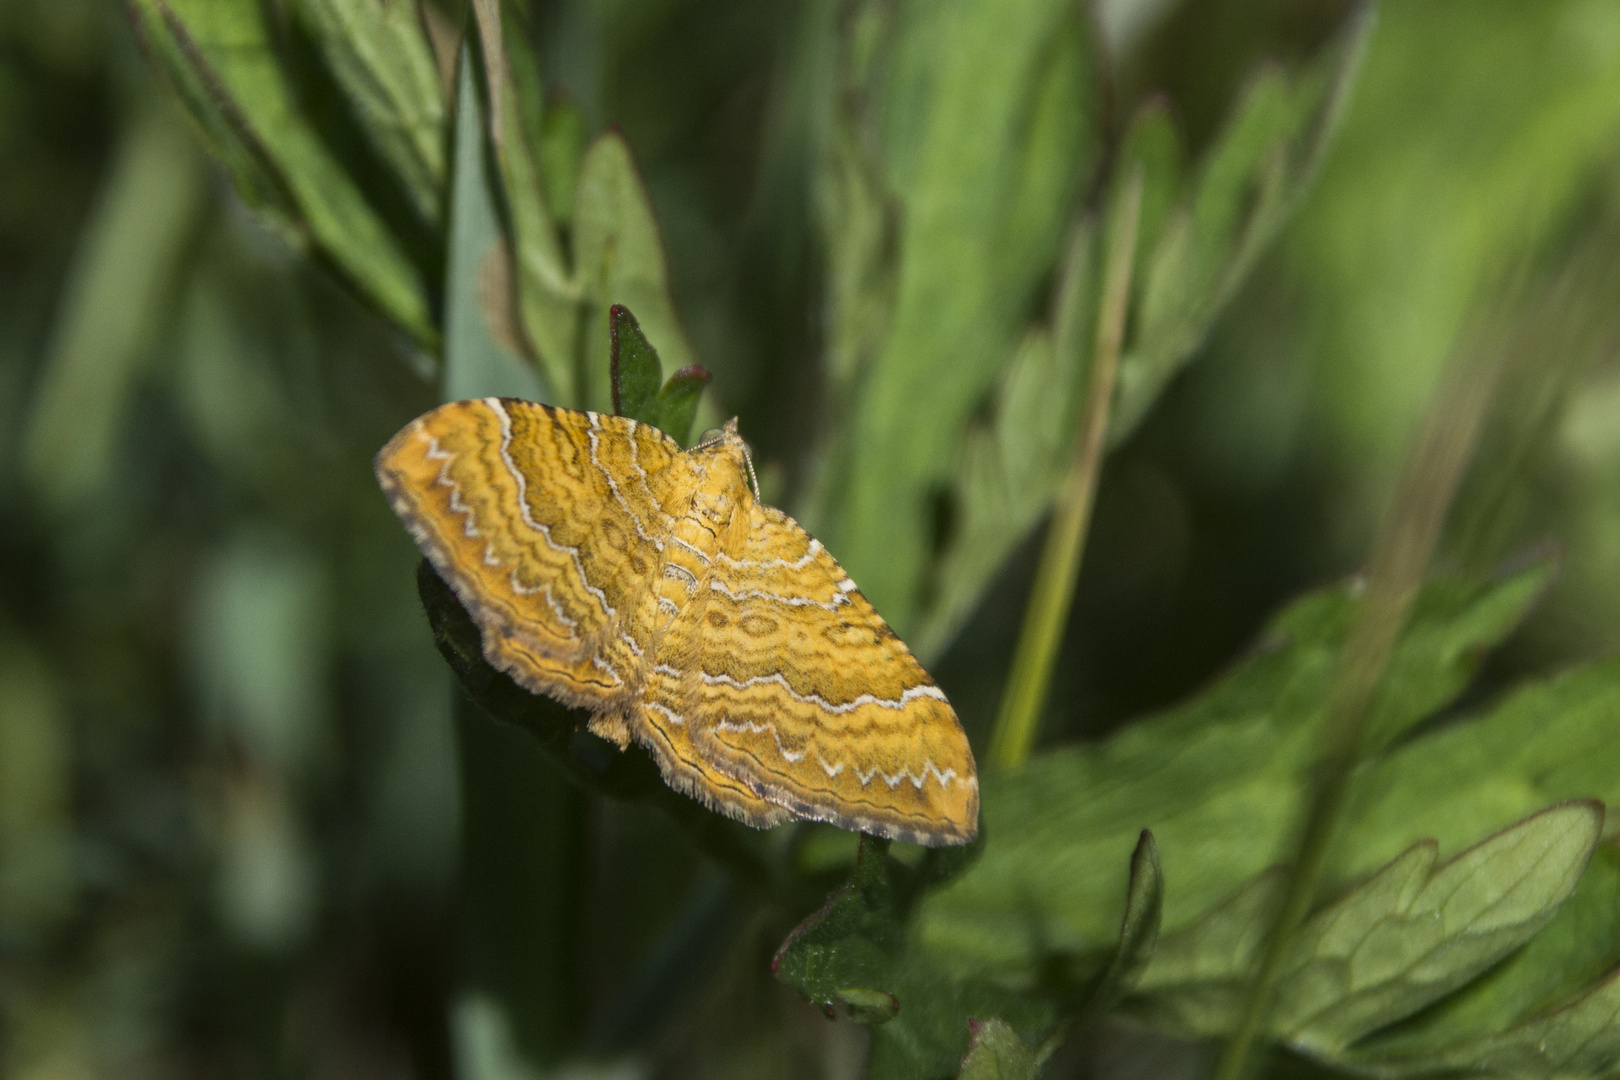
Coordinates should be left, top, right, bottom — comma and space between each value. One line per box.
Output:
444, 40, 545, 403
914, 14, 1365, 659
815, 0, 1100, 633
1280, 803, 1602, 1052
131, 0, 436, 345
1359, 563, 1555, 750
916, 560, 1555, 974
1353, 964, 1620, 1079
1357, 842, 1620, 1058
958, 1018, 1040, 1080
293, 0, 446, 227
572, 132, 698, 414
1268, 844, 1440, 1043
1110, 8, 1371, 445
1134, 804, 1602, 1054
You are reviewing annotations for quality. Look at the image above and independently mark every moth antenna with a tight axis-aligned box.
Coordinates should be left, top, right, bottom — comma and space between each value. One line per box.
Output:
742, 444, 761, 501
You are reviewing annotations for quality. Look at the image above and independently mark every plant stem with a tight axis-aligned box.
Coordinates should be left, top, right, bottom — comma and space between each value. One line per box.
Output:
987, 167, 1143, 772
1212, 331, 1507, 1080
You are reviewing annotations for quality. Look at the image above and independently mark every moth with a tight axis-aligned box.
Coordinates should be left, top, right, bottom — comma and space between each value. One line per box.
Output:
376, 398, 978, 845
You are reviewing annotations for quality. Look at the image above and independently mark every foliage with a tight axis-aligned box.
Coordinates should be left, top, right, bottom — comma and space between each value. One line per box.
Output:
9, 1, 1620, 1079
610, 305, 711, 448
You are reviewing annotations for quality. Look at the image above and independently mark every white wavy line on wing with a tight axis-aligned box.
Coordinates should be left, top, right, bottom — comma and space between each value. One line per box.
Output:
587, 411, 662, 552
624, 418, 676, 527
698, 671, 946, 714
714, 538, 821, 570
712, 729, 956, 790
422, 431, 481, 539
485, 398, 615, 618
591, 655, 622, 686
668, 534, 711, 564
645, 701, 685, 726
663, 562, 699, 591
713, 717, 805, 763
708, 579, 848, 610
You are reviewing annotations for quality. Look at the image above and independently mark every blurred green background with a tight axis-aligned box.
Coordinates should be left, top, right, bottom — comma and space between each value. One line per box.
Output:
4, 1, 1620, 1078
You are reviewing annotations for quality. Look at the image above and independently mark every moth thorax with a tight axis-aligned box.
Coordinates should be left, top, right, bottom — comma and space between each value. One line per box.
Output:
692, 451, 750, 526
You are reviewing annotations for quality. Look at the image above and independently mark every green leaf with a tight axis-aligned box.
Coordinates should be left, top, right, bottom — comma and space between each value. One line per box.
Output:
1115, 97, 1184, 305
813, 0, 1100, 633
914, 14, 1366, 658
492, 17, 580, 404
1110, 7, 1372, 445
443, 40, 546, 403
1341, 659, 1620, 886
609, 306, 711, 446
958, 1018, 1040, 1080
1131, 869, 1286, 1037
1135, 803, 1602, 1054
610, 304, 663, 424
131, 0, 437, 345
653, 366, 713, 449
1280, 802, 1602, 1053
774, 835, 1054, 1080
773, 836, 905, 1009
293, 0, 446, 228
130, 2, 298, 229
537, 95, 586, 229
1010, 833, 1165, 1068
572, 132, 699, 414
1355, 842, 1620, 1058
1091, 830, 1164, 1012
915, 559, 1555, 973
1352, 962, 1620, 1078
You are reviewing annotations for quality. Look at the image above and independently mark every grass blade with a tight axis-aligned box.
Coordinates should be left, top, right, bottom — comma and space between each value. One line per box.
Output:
986, 167, 1141, 772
